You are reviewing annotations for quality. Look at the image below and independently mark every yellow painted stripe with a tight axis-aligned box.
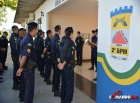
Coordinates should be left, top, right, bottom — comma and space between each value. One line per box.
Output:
98, 57, 140, 85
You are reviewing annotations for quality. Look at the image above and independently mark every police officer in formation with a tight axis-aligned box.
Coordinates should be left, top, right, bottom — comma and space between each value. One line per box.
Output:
75, 31, 84, 66
51, 25, 61, 96
38, 31, 45, 77
16, 22, 38, 103
42, 30, 53, 84
16, 28, 26, 102
57, 27, 75, 103
0, 32, 9, 70
9, 25, 20, 90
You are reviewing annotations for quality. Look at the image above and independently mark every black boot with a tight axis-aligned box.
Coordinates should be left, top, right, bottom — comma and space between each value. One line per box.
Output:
19, 95, 24, 102
12, 81, 20, 90
89, 67, 94, 70
54, 89, 60, 97
61, 100, 66, 103
46, 79, 52, 85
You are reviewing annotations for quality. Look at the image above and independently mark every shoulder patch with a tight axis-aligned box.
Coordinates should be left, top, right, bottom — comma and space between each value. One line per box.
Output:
27, 43, 32, 46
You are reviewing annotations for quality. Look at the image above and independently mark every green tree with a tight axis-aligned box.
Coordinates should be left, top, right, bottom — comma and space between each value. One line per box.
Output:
0, 0, 18, 26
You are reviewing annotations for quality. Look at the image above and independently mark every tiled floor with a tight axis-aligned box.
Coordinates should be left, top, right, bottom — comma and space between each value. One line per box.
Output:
74, 62, 97, 84
0, 47, 96, 103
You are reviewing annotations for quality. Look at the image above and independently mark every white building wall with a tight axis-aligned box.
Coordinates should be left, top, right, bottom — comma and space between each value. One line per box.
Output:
34, 0, 68, 33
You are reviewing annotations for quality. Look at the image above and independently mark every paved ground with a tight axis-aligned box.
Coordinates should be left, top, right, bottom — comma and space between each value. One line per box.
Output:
0, 48, 95, 103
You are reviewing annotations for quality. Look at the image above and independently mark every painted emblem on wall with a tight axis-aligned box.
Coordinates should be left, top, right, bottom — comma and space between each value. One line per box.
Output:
110, 6, 133, 60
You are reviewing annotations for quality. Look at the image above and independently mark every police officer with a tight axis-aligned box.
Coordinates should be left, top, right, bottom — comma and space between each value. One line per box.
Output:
34, 30, 42, 71
42, 30, 53, 84
16, 28, 26, 102
75, 31, 84, 66
38, 31, 45, 77
57, 27, 75, 103
0, 31, 9, 70
89, 30, 97, 71
16, 22, 38, 103
93, 29, 98, 81
51, 25, 61, 96
9, 25, 19, 90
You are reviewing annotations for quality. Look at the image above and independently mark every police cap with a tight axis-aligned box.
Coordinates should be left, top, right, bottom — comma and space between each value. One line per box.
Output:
11, 25, 18, 30
18, 28, 24, 32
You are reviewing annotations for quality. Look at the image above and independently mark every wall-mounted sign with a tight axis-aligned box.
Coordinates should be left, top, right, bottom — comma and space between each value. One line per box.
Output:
55, 0, 65, 7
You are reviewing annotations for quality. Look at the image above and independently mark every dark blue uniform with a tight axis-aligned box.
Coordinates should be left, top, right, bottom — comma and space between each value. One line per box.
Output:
34, 34, 40, 71
20, 33, 37, 103
0, 36, 8, 68
57, 36, 75, 103
51, 33, 60, 91
91, 36, 97, 69
75, 36, 84, 65
9, 33, 19, 82
17, 36, 25, 99
45, 37, 52, 80
38, 37, 45, 75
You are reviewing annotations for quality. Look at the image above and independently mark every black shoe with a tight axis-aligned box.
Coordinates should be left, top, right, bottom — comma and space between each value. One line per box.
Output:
93, 78, 97, 81
89, 67, 94, 70
54, 90, 60, 97
79, 64, 82, 66
0, 70, 4, 73
0, 73, 3, 76
61, 100, 66, 103
0, 80, 3, 83
3, 68, 8, 70
46, 79, 52, 85
19, 95, 24, 102
0, 77, 3, 79
12, 81, 20, 90
40, 73, 45, 78
52, 87, 55, 92
44, 78, 47, 82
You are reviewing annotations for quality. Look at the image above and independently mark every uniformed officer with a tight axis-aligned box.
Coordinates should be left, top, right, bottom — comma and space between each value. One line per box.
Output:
0, 31, 9, 70
9, 25, 20, 90
38, 31, 45, 77
89, 30, 97, 71
93, 29, 98, 81
16, 22, 38, 103
57, 27, 75, 103
75, 31, 84, 66
16, 28, 26, 102
34, 30, 42, 71
41, 30, 53, 84
51, 25, 61, 96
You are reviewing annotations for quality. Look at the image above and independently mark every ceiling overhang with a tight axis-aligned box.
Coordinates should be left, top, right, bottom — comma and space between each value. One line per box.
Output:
14, 0, 46, 24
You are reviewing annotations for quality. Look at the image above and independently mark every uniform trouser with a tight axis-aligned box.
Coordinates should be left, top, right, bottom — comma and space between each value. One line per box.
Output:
19, 72, 25, 96
91, 50, 97, 69
39, 57, 45, 74
52, 58, 60, 90
12, 59, 19, 81
61, 65, 74, 103
45, 56, 52, 80
76, 47, 83, 64
3, 49, 8, 66
24, 68, 35, 103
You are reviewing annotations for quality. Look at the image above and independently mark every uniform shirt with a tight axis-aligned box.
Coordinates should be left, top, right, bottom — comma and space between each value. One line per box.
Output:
16, 36, 23, 56
0, 35, 8, 48
9, 33, 19, 59
91, 36, 97, 51
45, 37, 51, 52
34, 34, 40, 51
57, 36, 75, 63
20, 33, 37, 63
75, 36, 84, 47
38, 37, 44, 55
50, 33, 60, 56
